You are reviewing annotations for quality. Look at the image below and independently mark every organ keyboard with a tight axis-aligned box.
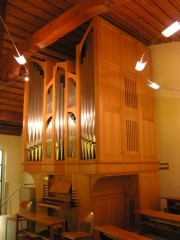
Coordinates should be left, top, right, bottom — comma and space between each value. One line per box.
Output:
39, 179, 77, 209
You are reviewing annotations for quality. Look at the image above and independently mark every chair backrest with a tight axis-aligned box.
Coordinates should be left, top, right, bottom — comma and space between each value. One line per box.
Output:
78, 212, 94, 235
19, 201, 32, 213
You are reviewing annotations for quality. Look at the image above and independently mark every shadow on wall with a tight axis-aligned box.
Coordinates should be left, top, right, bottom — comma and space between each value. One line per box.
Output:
21, 172, 35, 186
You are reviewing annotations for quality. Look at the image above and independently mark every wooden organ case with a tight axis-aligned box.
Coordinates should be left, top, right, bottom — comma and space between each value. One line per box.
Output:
22, 16, 160, 234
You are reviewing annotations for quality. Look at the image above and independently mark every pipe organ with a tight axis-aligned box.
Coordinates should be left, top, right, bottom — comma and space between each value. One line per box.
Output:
26, 62, 44, 161
80, 30, 96, 160
22, 16, 160, 233
55, 67, 65, 160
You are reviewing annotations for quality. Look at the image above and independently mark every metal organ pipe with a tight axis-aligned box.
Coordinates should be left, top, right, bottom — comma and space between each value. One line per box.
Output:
27, 62, 44, 161
55, 68, 65, 160
80, 31, 96, 160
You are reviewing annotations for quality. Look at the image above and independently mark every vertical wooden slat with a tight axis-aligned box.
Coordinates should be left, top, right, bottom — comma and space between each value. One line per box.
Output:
126, 119, 139, 152
124, 77, 137, 109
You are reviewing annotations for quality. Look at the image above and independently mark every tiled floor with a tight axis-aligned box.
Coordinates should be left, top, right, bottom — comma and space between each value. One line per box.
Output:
0, 214, 16, 240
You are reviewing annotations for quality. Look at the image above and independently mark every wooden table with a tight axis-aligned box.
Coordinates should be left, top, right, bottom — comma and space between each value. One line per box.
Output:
16, 212, 66, 240
94, 225, 151, 240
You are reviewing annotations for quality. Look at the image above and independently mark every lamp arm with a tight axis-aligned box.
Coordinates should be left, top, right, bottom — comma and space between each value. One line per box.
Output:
0, 15, 21, 57
0, 72, 29, 90
141, 34, 161, 60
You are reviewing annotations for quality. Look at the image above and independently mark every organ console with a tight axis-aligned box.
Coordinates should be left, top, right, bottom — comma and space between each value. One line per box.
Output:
39, 179, 77, 210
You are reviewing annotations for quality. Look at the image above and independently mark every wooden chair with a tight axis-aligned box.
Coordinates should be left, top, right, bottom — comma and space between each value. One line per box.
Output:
5, 201, 32, 239
62, 212, 94, 240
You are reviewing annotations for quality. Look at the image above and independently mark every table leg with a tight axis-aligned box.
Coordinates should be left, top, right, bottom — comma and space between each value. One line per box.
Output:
50, 224, 54, 240
16, 215, 19, 240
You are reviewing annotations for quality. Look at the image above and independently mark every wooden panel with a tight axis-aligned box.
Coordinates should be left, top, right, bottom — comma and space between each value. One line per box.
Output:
100, 111, 122, 161
95, 163, 124, 174
139, 172, 160, 210
92, 195, 125, 227
139, 76, 155, 121
92, 176, 126, 197
107, 195, 125, 227
78, 163, 97, 173
91, 175, 138, 230
98, 18, 121, 66
54, 163, 66, 173
49, 180, 71, 194
142, 163, 159, 172
123, 163, 141, 172
92, 198, 107, 226
73, 174, 90, 210
121, 34, 137, 72
99, 63, 121, 108
142, 120, 157, 161
139, 174, 150, 209
23, 163, 43, 173
97, 18, 122, 162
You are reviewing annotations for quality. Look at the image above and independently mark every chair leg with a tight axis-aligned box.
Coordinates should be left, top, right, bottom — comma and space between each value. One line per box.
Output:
5, 219, 8, 240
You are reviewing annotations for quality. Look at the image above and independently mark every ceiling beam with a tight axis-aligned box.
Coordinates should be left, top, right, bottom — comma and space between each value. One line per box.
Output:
0, 0, 7, 56
0, 0, 129, 81
25, 0, 128, 49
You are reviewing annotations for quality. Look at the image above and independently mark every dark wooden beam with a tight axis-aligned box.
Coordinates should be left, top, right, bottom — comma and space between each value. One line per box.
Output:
25, 0, 128, 49
0, 124, 22, 136
0, 110, 22, 123
0, 0, 129, 81
0, 110, 22, 136
0, 0, 7, 56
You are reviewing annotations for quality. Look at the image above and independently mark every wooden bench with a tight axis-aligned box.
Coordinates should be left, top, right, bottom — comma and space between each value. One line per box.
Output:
161, 196, 180, 214
135, 209, 180, 240
94, 224, 151, 240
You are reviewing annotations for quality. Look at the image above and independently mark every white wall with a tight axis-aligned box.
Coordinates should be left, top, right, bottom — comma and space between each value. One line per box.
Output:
151, 42, 180, 206
0, 134, 22, 201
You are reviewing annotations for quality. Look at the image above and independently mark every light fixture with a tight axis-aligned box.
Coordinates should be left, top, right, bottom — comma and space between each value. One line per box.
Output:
135, 21, 180, 72
24, 76, 29, 81
146, 78, 160, 90
135, 54, 147, 71
0, 15, 27, 65
14, 55, 27, 65
135, 37, 158, 72
161, 21, 180, 37
0, 72, 29, 90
